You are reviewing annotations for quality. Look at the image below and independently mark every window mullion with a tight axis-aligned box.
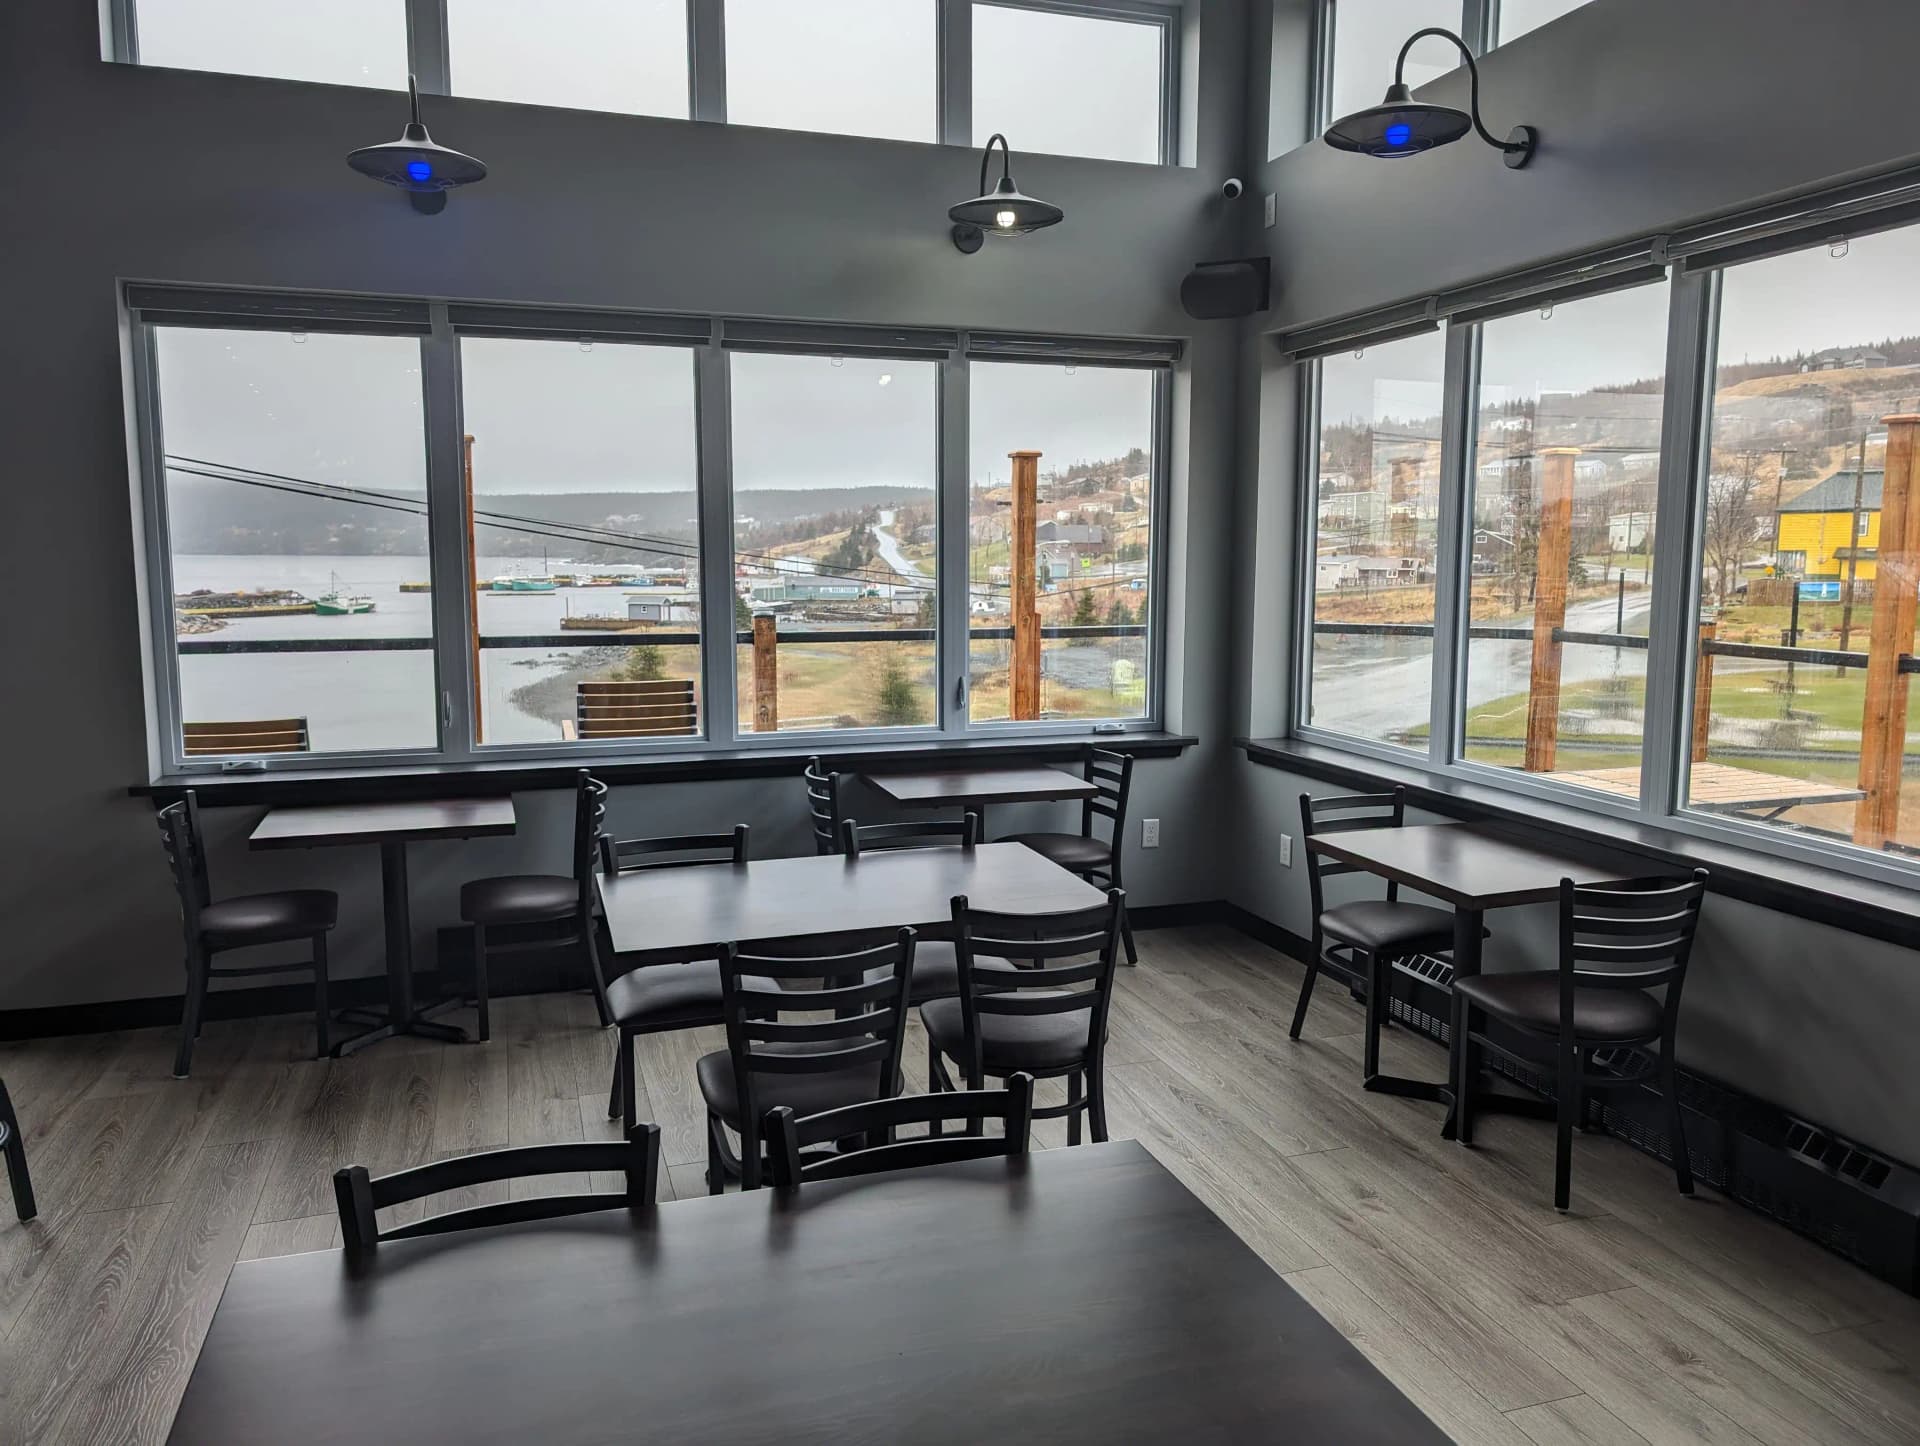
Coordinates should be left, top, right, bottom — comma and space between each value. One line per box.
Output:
1639, 269, 1717, 820
1290, 361, 1321, 734
939, 0, 972, 146
421, 308, 475, 759
1430, 321, 1476, 768
939, 350, 972, 734
1464, 0, 1493, 54
688, 0, 727, 122
405, 0, 450, 92
696, 337, 740, 745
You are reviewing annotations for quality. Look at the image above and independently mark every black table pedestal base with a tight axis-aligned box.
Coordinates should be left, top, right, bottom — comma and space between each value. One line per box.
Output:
330, 839, 470, 1058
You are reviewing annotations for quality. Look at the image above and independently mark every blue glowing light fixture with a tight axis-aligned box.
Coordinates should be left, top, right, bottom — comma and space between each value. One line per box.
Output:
346, 75, 488, 214
1323, 28, 1536, 168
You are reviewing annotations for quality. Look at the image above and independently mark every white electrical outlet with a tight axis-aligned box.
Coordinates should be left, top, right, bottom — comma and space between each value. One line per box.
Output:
1141, 818, 1161, 849
1278, 833, 1293, 867
1263, 192, 1277, 228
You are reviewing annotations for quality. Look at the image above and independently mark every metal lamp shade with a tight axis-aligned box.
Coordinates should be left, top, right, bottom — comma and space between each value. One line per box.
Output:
1324, 88, 1473, 158
347, 128, 488, 193
948, 177, 1064, 237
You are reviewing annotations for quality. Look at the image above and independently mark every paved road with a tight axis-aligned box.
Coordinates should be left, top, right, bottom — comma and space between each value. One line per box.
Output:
873, 511, 929, 590
1309, 586, 1653, 741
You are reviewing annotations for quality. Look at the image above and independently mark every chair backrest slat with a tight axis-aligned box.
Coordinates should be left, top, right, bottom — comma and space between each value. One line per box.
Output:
1558, 870, 1708, 1009
599, 824, 748, 877
764, 1075, 1035, 1188
840, 813, 981, 857
1078, 747, 1133, 845
155, 792, 212, 935
572, 771, 609, 912
332, 1124, 660, 1257
1300, 786, 1408, 917
803, 757, 844, 856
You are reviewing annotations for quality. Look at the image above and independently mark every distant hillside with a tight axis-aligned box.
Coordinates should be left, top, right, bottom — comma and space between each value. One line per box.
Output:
163, 477, 931, 557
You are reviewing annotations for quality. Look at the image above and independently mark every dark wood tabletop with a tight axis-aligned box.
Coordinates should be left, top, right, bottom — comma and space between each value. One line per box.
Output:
249, 798, 517, 850
166, 1141, 1444, 1445
865, 765, 1099, 808
598, 841, 1105, 961
1305, 822, 1653, 909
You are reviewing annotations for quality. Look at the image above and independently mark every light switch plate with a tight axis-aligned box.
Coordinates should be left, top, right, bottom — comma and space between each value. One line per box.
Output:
1263, 192, 1277, 228
1278, 833, 1292, 867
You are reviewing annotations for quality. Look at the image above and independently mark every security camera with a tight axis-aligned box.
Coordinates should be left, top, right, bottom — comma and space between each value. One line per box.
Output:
1221, 177, 1245, 200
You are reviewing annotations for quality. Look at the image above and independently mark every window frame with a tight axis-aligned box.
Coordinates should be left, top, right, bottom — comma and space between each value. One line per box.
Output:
1286, 214, 1920, 891
127, 286, 1176, 777
105, 0, 1185, 165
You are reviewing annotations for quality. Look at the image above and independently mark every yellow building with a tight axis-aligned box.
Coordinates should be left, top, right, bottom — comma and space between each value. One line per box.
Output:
1774, 466, 1882, 581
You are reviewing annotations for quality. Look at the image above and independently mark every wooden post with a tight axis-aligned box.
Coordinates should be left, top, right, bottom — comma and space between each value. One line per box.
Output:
1692, 620, 1716, 765
751, 612, 779, 732
463, 433, 483, 743
1853, 414, 1920, 849
1009, 449, 1042, 721
1523, 448, 1577, 772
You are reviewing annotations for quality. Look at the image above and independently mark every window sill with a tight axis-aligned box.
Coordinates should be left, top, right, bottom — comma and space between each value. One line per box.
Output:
1236, 735, 1920, 952
132, 731, 1198, 807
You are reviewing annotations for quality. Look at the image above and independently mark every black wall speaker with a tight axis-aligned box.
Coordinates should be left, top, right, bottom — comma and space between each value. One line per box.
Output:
1179, 257, 1271, 320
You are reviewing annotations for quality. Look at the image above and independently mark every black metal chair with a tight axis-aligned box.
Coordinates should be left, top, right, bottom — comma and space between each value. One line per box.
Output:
157, 792, 337, 1078
699, 930, 915, 1193
0, 1078, 35, 1221
838, 815, 1018, 1008
459, 770, 613, 1041
600, 825, 775, 1133
332, 1124, 661, 1258
999, 747, 1137, 963
1450, 870, 1709, 1211
1294, 788, 1456, 1080
803, 756, 844, 856
764, 1073, 1035, 1189
923, 891, 1125, 1146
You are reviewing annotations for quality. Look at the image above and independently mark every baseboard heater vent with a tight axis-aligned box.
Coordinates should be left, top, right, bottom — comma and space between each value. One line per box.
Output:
1375, 951, 1920, 1297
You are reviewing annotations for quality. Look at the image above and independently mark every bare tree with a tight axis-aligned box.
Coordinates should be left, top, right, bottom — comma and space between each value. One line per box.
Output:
1702, 457, 1764, 607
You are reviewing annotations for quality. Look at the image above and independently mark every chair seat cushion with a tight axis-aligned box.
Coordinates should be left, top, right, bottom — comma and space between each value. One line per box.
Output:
1001, 832, 1112, 873
920, 995, 1092, 1074
1319, 899, 1455, 954
1454, 970, 1665, 1044
607, 962, 776, 1031
459, 875, 578, 925
695, 1045, 887, 1130
865, 942, 1019, 1005
200, 890, 337, 948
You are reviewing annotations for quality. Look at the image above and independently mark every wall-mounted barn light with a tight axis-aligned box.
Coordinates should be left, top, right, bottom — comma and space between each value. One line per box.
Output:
1324, 28, 1536, 169
950, 133, 1063, 254
347, 76, 488, 214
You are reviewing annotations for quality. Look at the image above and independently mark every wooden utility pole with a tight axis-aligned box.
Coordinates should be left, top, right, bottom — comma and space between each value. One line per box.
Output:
1009, 449, 1042, 720
1854, 414, 1920, 849
1693, 620, 1716, 764
463, 433, 483, 743
751, 612, 779, 732
1524, 448, 1577, 772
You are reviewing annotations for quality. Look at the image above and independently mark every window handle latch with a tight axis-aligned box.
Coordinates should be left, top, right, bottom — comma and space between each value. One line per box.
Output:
954, 676, 967, 709
442, 691, 453, 729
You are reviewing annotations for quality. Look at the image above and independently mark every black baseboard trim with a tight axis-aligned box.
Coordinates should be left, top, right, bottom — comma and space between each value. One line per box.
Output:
1, 973, 411, 1043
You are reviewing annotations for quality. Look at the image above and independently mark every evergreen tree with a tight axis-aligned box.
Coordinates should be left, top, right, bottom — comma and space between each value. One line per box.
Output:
734, 593, 754, 633
1071, 590, 1099, 627
1106, 595, 1134, 628
873, 650, 924, 725
620, 644, 664, 682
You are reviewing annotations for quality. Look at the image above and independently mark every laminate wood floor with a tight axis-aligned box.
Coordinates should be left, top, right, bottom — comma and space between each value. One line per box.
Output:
3, 925, 1918, 1444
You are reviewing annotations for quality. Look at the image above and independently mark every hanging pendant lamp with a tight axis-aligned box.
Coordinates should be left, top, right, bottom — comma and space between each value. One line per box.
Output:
346, 75, 488, 214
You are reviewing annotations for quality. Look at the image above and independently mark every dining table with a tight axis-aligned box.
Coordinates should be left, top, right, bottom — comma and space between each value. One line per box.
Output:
861, 763, 1099, 833
166, 1139, 1446, 1444
1304, 820, 1654, 1133
597, 839, 1107, 962
249, 798, 516, 1055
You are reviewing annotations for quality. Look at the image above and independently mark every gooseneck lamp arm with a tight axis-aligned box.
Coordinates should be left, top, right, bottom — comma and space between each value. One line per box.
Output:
979, 132, 1012, 197
1394, 28, 1526, 157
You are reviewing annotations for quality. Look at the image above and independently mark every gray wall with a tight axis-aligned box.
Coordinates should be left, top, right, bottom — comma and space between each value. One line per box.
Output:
0, 0, 1249, 1011
1223, 0, 1920, 1166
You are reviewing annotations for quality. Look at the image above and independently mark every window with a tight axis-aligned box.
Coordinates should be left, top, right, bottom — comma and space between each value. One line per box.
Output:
1493, 0, 1589, 45
457, 336, 703, 745
972, 3, 1168, 165
129, 0, 408, 88
1461, 282, 1670, 796
1301, 332, 1447, 749
1325, 0, 1464, 126
448, 0, 688, 117
724, 0, 937, 142
148, 324, 437, 759
728, 350, 940, 733
1688, 225, 1920, 856
132, 290, 1169, 772
968, 361, 1158, 723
